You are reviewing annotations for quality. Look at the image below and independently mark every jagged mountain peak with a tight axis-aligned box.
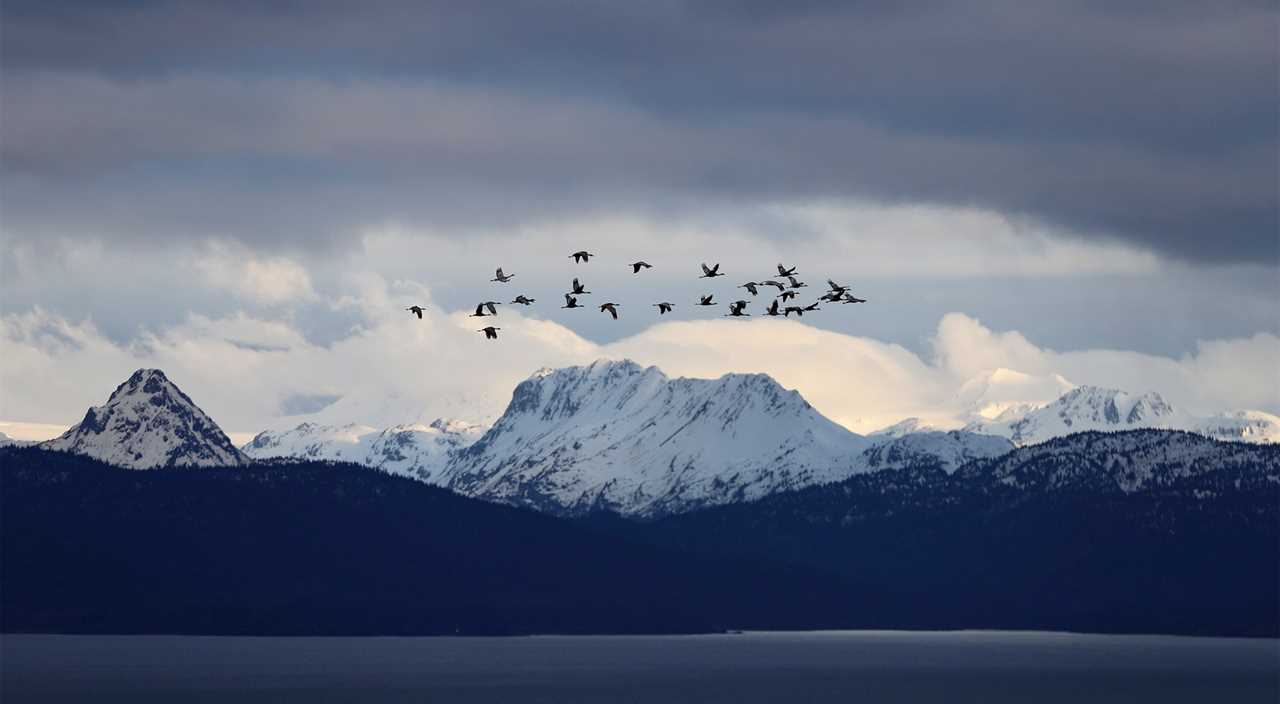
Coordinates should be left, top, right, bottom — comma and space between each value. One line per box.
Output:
42, 368, 246, 469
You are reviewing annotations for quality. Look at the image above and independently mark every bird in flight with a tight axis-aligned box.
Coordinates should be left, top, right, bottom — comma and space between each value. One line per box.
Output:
776, 263, 798, 277
699, 262, 725, 278
630, 261, 653, 274
786, 276, 808, 289
803, 301, 821, 313
469, 302, 497, 317
599, 302, 621, 319
405, 305, 427, 319
478, 326, 501, 340
764, 299, 782, 316
826, 279, 850, 295
653, 302, 674, 315
562, 294, 583, 309
491, 268, 515, 283
778, 290, 799, 302
784, 305, 805, 317
696, 294, 716, 306
739, 282, 759, 296
761, 280, 786, 292
568, 277, 591, 295
570, 250, 595, 263
726, 300, 750, 317
841, 294, 867, 304
511, 295, 536, 305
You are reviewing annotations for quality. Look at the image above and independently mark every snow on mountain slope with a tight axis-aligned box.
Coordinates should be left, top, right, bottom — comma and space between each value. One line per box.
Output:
439, 359, 875, 517
41, 369, 247, 468
242, 418, 485, 482
860, 430, 1014, 474
0, 431, 36, 447
956, 430, 1280, 494
959, 385, 1280, 446
1186, 410, 1280, 444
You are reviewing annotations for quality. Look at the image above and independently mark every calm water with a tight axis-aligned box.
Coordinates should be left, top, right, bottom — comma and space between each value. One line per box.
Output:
2, 631, 1276, 703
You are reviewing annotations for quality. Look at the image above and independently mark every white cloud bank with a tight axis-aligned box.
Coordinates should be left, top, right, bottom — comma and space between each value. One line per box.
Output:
2, 274, 1276, 439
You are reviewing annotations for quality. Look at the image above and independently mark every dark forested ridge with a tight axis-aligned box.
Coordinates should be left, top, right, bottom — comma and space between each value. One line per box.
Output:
3, 429, 1277, 637
592, 431, 1280, 637
0, 447, 881, 636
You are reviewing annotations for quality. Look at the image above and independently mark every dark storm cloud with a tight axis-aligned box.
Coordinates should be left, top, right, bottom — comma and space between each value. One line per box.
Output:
1, 1, 1275, 262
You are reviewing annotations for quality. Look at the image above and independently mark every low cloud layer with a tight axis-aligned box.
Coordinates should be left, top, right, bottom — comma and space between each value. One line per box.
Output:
3, 273, 1275, 440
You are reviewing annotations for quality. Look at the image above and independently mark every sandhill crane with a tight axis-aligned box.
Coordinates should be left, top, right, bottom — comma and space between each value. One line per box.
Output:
819, 291, 844, 303
778, 290, 798, 302
739, 282, 759, 296
841, 294, 867, 304
803, 301, 821, 313
478, 326, 501, 340
405, 305, 427, 319
491, 268, 515, 283
827, 279, 850, 295
777, 263, 797, 277
761, 280, 786, 292
562, 294, 583, 309
764, 299, 781, 316
570, 250, 595, 263
787, 276, 807, 289
699, 262, 725, 278
696, 294, 716, 306
469, 303, 491, 317
599, 303, 621, 319
784, 305, 805, 317
511, 295, 536, 305
568, 277, 591, 295
653, 302, 674, 315
726, 300, 750, 317
630, 261, 653, 273
482, 301, 501, 315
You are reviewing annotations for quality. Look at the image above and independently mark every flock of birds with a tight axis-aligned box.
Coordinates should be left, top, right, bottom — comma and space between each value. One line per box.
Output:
405, 251, 867, 340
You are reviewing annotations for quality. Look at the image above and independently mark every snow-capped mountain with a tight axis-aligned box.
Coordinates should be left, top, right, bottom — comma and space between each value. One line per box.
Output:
0, 431, 35, 447
961, 385, 1280, 446
41, 369, 247, 468
860, 430, 1014, 474
242, 418, 485, 482
438, 359, 875, 517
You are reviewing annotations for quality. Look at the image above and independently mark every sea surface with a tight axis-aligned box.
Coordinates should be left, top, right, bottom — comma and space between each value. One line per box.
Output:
2, 630, 1276, 703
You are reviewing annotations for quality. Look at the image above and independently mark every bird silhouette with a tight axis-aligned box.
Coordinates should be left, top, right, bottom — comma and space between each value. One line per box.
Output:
405, 305, 427, 319
511, 295, 536, 305
803, 301, 821, 313
630, 261, 653, 273
841, 294, 867, 304
778, 290, 798, 302
491, 268, 515, 283
469, 303, 492, 317
761, 280, 786, 292
784, 305, 805, 317
826, 279, 850, 294
787, 276, 808, 289
599, 302, 621, 319
819, 291, 844, 303
482, 301, 501, 315
570, 250, 595, 263
568, 277, 591, 295
653, 302, 674, 315
726, 300, 750, 317
699, 262, 725, 278
696, 294, 716, 306
478, 326, 501, 340
764, 299, 782, 316
562, 294, 583, 309
777, 263, 798, 277
739, 282, 759, 296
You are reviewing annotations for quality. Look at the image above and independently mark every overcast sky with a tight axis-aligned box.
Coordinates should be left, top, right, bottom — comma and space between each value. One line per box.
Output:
2, 1, 1276, 438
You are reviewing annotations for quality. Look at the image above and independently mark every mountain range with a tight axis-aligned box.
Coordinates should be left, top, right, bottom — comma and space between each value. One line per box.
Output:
32, 362, 1278, 519
4, 365, 1276, 637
